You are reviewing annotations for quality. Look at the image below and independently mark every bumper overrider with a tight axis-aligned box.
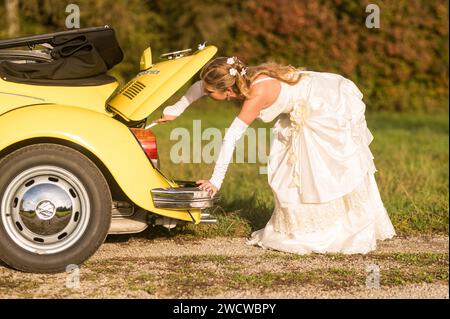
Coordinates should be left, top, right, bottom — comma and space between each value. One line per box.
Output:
151, 181, 220, 223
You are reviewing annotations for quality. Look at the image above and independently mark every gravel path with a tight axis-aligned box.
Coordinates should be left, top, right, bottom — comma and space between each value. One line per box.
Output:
1, 235, 448, 299
97, 234, 449, 258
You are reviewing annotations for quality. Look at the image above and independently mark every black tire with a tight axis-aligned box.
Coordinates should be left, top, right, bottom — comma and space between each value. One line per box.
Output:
0, 143, 112, 273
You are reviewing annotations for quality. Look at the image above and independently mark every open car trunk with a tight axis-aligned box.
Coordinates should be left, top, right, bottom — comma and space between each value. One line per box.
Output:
118, 45, 219, 216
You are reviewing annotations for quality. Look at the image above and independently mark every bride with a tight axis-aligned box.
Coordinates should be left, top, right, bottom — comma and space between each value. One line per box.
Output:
152, 56, 396, 255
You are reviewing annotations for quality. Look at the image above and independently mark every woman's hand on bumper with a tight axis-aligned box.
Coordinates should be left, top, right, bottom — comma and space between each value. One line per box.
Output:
196, 180, 218, 198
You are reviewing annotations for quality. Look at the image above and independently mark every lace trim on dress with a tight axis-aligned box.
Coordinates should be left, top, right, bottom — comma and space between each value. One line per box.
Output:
270, 195, 346, 235
269, 175, 374, 236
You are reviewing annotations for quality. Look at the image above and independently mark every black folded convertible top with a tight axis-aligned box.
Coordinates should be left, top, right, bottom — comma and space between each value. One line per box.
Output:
0, 26, 123, 85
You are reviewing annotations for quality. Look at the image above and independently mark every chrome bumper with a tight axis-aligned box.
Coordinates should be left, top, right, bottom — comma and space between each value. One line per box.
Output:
151, 180, 220, 210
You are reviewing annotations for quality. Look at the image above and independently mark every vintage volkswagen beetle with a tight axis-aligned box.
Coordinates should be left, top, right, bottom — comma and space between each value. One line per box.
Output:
0, 25, 219, 273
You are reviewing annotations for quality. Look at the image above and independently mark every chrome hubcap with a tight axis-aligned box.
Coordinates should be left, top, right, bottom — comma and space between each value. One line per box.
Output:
1, 166, 91, 255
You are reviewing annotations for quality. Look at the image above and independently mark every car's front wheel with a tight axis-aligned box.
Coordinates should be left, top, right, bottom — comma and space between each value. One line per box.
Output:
0, 143, 112, 273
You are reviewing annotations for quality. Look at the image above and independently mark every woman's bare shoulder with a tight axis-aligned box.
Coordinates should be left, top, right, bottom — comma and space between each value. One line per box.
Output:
250, 74, 277, 85
248, 76, 279, 97
247, 76, 281, 109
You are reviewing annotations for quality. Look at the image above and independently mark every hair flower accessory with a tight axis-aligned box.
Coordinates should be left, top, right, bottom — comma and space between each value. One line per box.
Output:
229, 67, 238, 76
240, 68, 247, 76
227, 57, 236, 65
198, 42, 207, 51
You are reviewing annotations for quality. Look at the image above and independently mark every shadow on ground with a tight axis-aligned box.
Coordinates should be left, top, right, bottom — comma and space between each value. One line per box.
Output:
106, 193, 274, 243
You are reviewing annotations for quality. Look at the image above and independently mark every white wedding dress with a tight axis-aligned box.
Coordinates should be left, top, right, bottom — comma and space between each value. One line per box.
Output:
246, 70, 396, 254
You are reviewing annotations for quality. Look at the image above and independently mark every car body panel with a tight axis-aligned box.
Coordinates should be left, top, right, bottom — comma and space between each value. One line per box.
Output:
108, 45, 217, 121
0, 104, 202, 223
0, 78, 119, 116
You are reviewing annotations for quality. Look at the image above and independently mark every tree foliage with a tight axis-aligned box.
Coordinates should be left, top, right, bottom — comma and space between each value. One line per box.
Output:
0, 0, 447, 112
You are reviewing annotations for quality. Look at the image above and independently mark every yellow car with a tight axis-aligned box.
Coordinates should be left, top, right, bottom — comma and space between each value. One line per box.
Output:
0, 26, 219, 273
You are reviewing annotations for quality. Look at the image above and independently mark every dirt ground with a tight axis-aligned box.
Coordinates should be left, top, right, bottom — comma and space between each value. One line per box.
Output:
1, 234, 448, 299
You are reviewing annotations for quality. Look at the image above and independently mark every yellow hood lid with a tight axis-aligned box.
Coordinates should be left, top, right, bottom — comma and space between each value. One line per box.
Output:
108, 45, 217, 121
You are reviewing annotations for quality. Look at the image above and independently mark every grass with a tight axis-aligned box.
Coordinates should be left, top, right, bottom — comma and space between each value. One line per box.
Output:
230, 268, 361, 290
147, 95, 449, 237
381, 252, 449, 266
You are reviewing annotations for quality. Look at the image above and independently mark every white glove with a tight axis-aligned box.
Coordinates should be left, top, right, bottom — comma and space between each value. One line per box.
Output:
209, 116, 249, 190
162, 80, 206, 117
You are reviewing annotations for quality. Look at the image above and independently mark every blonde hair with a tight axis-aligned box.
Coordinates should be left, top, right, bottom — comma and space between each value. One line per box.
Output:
200, 57, 307, 99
